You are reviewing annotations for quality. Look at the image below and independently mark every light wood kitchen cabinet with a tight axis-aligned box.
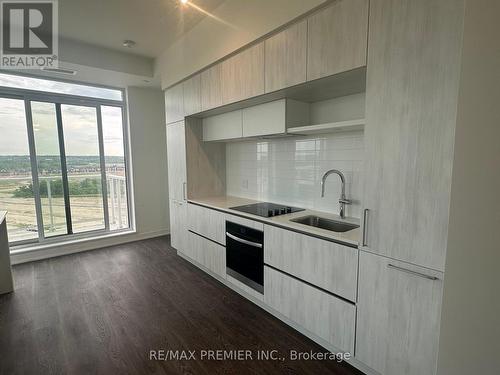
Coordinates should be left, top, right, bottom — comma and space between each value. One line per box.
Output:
165, 83, 184, 124
264, 266, 356, 353
307, 0, 368, 81
183, 74, 201, 116
202, 110, 242, 141
265, 19, 307, 92
356, 251, 444, 375
166, 121, 187, 202
361, 0, 464, 271
264, 225, 358, 301
187, 203, 225, 245
186, 231, 226, 278
169, 199, 188, 253
221, 42, 265, 105
200, 64, 223, 111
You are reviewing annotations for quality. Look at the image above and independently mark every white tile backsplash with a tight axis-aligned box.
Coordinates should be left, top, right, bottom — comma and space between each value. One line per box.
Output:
226, 130, 365, 218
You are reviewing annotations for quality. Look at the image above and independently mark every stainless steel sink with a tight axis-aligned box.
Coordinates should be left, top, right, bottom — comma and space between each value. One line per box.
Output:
290, 215, 359, 233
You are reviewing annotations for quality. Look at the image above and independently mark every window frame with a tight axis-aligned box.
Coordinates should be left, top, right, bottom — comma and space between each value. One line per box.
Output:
0, 75, 133, 247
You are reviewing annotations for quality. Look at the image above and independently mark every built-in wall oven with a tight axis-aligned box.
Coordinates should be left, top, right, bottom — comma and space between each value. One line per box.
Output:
226, 221, 264, 294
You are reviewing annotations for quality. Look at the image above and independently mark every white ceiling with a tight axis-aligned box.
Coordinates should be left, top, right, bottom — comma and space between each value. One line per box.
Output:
59, 0, 226, 58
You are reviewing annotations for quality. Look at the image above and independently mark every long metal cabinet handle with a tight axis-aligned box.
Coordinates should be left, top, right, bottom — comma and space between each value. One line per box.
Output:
387, 264, 439, 281
362, 208, 369, 247
226, 232, 263, 248
182, 182, 187, 201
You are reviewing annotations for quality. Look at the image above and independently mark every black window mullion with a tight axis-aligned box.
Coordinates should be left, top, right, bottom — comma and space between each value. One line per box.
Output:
55, 103, 73, 235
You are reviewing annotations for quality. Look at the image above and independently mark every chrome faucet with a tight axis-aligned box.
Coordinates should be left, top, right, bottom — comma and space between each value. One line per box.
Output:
321, 169, 351, 219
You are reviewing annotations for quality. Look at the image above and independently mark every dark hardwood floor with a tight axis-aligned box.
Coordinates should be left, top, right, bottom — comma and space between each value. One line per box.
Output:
0, 236, 363, 375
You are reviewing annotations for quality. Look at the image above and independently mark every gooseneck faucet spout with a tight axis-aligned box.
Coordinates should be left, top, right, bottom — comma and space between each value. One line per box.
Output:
320, 169, 351, 219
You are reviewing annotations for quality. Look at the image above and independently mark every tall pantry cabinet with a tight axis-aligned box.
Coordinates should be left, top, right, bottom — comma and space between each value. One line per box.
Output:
166, 120, 188, 253
356, 1, 465, 374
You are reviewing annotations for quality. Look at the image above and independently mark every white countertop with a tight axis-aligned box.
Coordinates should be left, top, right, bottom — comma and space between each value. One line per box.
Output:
188, 196, 360, 247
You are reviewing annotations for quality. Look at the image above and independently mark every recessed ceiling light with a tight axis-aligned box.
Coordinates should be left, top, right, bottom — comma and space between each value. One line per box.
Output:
123, 40, 136, 48
180, 0, 188, 4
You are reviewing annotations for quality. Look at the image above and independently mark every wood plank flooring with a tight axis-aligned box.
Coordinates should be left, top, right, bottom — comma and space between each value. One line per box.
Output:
0, 236, 363, 375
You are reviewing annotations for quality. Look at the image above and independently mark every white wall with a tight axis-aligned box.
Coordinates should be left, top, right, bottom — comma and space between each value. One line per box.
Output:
437, 0, 500, 373
127, 87, 169, 238
155, 0, 326, 88
226, 130, 364, 218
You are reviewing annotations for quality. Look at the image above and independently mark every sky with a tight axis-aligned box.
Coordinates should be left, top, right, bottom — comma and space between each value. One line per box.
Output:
0, 74, 125, 157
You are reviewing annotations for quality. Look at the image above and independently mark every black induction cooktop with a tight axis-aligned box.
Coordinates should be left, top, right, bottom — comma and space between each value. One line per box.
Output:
230, 202, 305, 218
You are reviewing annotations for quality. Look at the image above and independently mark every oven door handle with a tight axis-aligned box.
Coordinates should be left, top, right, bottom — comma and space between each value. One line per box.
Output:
226, 232, 263, 248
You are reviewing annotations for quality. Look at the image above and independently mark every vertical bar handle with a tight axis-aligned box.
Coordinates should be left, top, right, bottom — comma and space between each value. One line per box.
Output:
182, 182, 187, 201
362, 208, 369, 247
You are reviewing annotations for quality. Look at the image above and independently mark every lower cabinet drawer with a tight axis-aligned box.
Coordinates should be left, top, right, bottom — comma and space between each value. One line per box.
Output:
186, 232, 226, 278
264, 224, 358, 301
187, 203, 225, 245
264, 266, 355, 353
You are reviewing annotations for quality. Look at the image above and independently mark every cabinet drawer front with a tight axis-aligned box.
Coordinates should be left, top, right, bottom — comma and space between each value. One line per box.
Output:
264, 266, 355, 353
187, 232, 226, 278
187, 204, 225, 245
356, 251, 444, 375
202, 110, 242, 141
264, 225, 358, 301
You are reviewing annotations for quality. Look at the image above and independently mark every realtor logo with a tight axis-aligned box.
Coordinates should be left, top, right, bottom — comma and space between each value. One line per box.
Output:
1, 0, 58, 68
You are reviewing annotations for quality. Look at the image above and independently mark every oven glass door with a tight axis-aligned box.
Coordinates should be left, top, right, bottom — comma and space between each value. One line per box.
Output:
226, 221, 264, 293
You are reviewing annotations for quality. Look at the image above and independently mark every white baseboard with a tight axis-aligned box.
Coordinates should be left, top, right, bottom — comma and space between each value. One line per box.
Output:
10, 229, 170, 265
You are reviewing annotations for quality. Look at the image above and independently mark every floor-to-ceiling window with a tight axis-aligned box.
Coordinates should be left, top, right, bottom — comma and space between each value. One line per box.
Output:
0, 72, 131, 246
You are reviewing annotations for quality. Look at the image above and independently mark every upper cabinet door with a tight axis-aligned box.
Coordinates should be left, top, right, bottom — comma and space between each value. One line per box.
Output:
165, 83, 184, 124
242, 100, 286, 138
221, 42, 265, 105
166, 120, 187, 202
200, 64, 223, 111
307, 0, 368, 81
183, 74, 201, 116
361, 0, 464, 271
265, 20, 307, 93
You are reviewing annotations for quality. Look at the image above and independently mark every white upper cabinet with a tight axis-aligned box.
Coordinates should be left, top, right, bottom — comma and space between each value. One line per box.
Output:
203, 99, 309, 141
202, 110, 243, 142
183, 74, 201, 116
356, 251, 444, 375
241, 100, 286, 138
307, 0, 368, 81
265, 19, 307, 93
220, 42, 265, 105
166, 120, 187, 202
361, 0, 464, 271
165, 83, 184, 124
